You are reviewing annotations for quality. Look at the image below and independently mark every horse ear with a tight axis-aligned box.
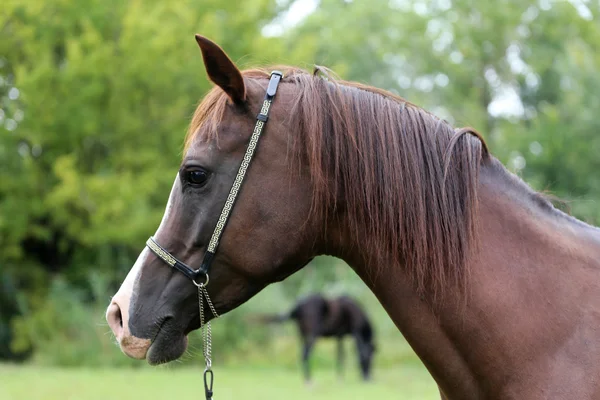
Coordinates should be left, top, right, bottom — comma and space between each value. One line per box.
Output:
194, 34, 246, 104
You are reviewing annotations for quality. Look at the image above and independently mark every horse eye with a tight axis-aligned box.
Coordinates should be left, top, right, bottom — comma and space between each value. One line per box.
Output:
185, 169, 209, 186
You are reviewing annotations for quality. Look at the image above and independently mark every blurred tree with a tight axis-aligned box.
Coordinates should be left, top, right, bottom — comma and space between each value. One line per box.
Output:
281, 0, 600, 222
0, 0, 283, 359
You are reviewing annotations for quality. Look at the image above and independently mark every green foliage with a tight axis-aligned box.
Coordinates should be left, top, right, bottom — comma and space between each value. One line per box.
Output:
9, 275, 140, 366
0, 0, 283, 260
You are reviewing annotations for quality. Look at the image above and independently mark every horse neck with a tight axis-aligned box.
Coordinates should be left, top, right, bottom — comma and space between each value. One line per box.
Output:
333, 159, 600, 399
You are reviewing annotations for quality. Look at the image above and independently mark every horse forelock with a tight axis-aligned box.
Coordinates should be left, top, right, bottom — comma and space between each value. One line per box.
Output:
185, 65, 490, 301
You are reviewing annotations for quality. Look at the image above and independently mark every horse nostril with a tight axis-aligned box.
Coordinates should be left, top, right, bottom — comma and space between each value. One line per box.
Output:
106, 302, 124, 338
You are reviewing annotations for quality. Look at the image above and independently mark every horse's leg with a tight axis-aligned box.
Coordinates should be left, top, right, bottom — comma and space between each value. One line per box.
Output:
302, 337, 316, 384
353, 333, 370, 381
336, 336, 345, 381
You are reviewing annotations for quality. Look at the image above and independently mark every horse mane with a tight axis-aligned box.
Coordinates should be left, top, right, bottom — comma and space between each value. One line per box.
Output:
186, 66, 490, 300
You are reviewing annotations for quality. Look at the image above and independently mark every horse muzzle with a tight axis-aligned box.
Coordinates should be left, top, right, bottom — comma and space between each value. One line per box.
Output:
106, 301, 151, 360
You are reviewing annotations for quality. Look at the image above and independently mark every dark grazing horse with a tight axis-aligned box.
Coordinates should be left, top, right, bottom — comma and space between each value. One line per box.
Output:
107, 35, 600, 399
261, 294, 375, 382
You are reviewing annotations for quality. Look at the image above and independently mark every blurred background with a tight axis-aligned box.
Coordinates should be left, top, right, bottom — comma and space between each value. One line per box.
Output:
1, 0, 599, 398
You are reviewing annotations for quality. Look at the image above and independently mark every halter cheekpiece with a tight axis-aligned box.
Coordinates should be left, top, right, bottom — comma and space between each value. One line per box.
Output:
146, 70, 282, 285
144, 71, 283, 400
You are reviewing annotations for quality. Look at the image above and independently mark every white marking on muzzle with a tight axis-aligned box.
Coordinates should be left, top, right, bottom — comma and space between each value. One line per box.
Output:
107, 175, 179, 358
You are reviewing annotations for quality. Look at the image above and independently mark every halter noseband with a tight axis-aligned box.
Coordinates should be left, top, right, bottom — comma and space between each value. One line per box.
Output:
146, 70, 283, 288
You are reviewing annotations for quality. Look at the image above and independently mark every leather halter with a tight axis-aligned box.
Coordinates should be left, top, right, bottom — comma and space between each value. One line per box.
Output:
146, 71, 283, 287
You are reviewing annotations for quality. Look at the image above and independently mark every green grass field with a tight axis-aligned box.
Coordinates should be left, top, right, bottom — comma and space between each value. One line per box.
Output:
0, 364, 439, 400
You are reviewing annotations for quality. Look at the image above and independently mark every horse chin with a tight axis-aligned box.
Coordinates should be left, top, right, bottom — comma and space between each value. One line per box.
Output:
146, 332, 188, 365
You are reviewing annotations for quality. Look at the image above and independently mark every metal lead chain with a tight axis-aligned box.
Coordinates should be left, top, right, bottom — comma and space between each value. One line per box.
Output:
198, 283, 219, 400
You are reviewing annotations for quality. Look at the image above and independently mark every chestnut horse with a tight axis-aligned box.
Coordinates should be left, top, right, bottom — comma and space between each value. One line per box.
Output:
107, 35, 600, 399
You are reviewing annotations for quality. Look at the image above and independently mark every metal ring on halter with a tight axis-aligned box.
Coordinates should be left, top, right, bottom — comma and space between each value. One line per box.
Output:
193, 273, 210, 287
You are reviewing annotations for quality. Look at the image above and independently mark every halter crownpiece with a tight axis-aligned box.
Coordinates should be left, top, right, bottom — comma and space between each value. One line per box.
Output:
144, 70, 283, 400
